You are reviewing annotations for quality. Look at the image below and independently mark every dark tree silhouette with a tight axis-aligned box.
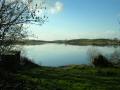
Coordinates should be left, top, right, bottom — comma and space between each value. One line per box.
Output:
0, 0, 48, 53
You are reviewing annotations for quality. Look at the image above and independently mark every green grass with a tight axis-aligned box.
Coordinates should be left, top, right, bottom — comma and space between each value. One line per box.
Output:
6, 65, 120, 90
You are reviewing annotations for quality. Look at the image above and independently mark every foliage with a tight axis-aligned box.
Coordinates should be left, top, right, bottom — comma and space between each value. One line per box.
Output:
0, 0, 48, 53
88, 47, 120, 67
92, 54, 113, 67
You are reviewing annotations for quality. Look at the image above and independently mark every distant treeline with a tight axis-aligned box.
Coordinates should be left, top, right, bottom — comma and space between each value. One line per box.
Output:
13, 39, 120, 46
14, 40, 48, 45
51, 39, 120, 46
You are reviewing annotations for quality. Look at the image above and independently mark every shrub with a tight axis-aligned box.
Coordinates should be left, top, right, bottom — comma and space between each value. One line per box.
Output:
20, 56, 39, 68
0, 51, 21, 71
87, 48, 113, 67
92, 54, 113, 68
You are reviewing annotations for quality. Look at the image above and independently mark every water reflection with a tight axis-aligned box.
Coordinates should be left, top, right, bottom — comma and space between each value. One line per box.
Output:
21, 44, 119, 67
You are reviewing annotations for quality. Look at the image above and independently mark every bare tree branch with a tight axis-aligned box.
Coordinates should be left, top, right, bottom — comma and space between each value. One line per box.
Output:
0, 0, 47, 54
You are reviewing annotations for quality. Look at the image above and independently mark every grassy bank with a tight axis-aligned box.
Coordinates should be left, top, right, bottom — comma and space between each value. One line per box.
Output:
1, 65, 120, 90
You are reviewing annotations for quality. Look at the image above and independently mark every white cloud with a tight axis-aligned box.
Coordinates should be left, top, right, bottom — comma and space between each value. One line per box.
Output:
55, 1, 63, 12
50, 1, 64, 14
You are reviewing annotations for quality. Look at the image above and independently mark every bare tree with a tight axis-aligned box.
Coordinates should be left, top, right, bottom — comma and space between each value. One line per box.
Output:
0, 0, 48, 54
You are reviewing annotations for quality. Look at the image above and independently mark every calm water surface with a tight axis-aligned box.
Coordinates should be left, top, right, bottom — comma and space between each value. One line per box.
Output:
21, 44, 119, 67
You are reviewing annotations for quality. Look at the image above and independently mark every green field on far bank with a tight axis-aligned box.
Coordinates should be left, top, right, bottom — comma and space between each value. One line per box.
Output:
15, 39, 120, 46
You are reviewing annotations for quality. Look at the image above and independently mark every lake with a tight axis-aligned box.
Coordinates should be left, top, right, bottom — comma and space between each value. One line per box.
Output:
20, 44, 119, 67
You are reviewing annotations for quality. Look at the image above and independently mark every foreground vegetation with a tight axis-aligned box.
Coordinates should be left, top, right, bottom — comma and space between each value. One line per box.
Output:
0, 50, 120, 90
1, 64, 120, 90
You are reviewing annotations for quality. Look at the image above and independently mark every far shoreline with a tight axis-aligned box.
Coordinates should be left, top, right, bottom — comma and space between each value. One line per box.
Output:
14, 38, 120, 46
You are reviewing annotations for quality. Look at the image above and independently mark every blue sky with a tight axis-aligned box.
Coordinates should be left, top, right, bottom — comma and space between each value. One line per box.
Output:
27, 0, 120, 40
